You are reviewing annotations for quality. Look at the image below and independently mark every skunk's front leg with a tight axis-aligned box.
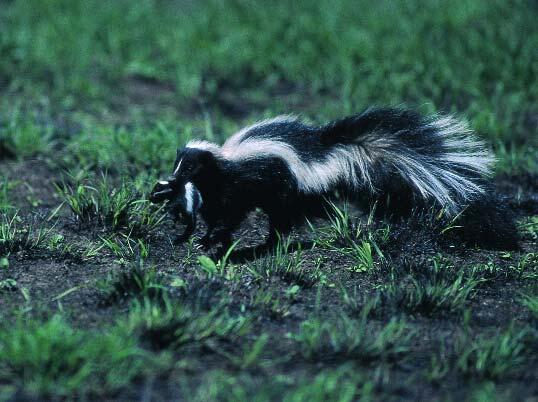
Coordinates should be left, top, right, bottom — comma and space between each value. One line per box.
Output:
174, 213, 197, 244
198, 226, 214, 249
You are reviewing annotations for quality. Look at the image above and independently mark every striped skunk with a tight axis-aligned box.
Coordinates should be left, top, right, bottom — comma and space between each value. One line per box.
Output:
152, 107, 519, 251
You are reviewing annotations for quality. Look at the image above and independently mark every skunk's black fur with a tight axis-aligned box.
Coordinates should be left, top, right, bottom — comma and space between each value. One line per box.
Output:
163, 107, 519, 251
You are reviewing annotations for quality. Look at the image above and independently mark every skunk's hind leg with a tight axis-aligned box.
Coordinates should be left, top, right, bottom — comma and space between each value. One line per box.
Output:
265, 210, 294, 248
174, 213, 197, 244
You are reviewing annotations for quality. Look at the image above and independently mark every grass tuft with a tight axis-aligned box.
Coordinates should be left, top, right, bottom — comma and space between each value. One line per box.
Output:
0, 212, 52, 257
376, 257, 481, 316
251, 239, 326, 287
312, 203, 389, 273
291, 306, 413, 363
125, 296, 250, 351
98, 259, 164, 303
455, 325, 531, 380
56, 174, 166, 238
0, 111, 53, 159
0, 315, 145, 399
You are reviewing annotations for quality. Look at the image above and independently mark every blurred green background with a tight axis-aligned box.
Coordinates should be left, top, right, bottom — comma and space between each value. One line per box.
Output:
0, 0, 536, 174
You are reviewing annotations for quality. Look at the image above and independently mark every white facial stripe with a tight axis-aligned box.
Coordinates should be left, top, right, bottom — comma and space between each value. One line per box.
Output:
173, 158, 183, 175
184, 182, 194, 214
158, 180, 169, 185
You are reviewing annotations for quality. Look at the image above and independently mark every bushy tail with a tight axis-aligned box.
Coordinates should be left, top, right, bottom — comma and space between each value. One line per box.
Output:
321, 108, 496, 216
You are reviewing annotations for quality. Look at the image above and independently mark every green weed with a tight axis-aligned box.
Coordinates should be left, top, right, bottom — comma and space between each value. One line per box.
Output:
197, 240, 240, 280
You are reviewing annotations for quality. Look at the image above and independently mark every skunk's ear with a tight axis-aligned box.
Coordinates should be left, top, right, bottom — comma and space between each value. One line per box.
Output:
198, 150, 216, 164
193, 150, 218, 174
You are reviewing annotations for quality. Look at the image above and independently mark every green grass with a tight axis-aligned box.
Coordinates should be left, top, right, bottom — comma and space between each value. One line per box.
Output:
125, 296, 250, 351
0, 315, 146, 399
98, 259, 164, 303
0, 108, 53, 159
250, 239, 326, 287
2, 0, 537, 146
0, 212, 52, 257
376, 257, 481, 316
63, 120, 194, 174
455, 325, 531, 380
56, 174, 167, 238
0, 179, 13, 212
182, 366, 371, 402
291, 306, 413, 363
312, 203, 389, 272
0, 0, 536, 400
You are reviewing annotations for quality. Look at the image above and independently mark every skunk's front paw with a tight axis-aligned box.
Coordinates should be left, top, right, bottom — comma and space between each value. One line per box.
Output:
173, 233, 189, 245
196, 234, 213, 250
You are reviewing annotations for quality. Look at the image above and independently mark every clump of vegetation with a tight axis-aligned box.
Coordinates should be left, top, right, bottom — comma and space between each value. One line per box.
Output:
0, 212, 52, 257
56, 174, 166, 238
98, 259, 164, 303
290, 306, 413, 363
455, 325, 531, 380
0, 110, 53, 159
125, 296, 250, 351
183, 365, 371, 402
375, 257, 481, 316
0, 315, 145, 399
64, 121, 193, 174
250, 239, 326, 287
312, 203, 389, 272
250, 288, 293, 320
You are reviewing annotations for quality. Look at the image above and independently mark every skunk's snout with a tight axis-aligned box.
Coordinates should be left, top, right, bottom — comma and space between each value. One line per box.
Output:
149, 179, 177, 204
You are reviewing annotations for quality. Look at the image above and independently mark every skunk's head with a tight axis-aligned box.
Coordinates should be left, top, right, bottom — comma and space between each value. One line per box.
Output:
168, 147, 217, 189
149, 146, 217, 204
